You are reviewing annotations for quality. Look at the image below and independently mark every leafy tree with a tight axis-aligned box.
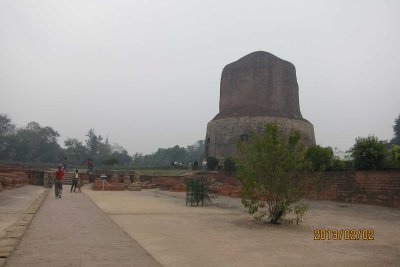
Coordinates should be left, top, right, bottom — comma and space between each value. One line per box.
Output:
0, 114, 16, 160
130, 140, 205, 169
305, 145, 334, 171
111, 149, 132, 166
0, 114, 134, 167
330, 157, 347, 171
206, 156, 218, 171
64, 138, 88, 165
349, 135, 387, 170
0, 134, 17, 161
391, 145, 400, 161
223, 157, 236, 171
84, 131, 132, 168
236, 123, 312, 224
187, 140, 205, 163
132, 152, 145, 167
102, 157, 118, 167
10, 121, 62, 163
85, 129, 103, 160
0, 114, 15, 136
391, 114, 400, 145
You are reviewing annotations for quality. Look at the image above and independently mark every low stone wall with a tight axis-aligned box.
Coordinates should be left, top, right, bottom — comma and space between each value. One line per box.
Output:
92, 175, 125, 191
28, 170, 45, 186
307, 171, 400, 208
138, 171, 400, 208
139, 175, 186, 191
195, 171, 241, 197
0, 172, 29, 189
92, 179, 125, 191
0, 164, 31, 189
195, 171, 240, 185
201, 171, 400, 207
137, 172, 241, 196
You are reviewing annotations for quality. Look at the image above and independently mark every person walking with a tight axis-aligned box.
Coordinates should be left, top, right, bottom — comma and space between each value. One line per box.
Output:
55, 165, 64, 198
76, 171, 82, 193
202, 159, 207, 171
87, 158, 93, 174
63, 157, 68, 173
71, 169, 79, 193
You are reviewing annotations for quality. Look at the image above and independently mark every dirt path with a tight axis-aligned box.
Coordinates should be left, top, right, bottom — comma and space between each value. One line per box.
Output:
85, 189, 400, 267
4, 187, 162, 267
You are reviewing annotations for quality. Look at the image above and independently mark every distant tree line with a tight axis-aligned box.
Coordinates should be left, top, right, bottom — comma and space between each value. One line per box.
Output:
304, 113, 400, 171
0, 114, 205, 169
0, 113, 132, 168
1, 112, 399, 171
131, 140, 205, 169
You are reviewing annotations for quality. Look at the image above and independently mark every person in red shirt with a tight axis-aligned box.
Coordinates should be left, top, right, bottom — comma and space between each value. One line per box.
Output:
87, 158, 94, 174
55, 165, 64, 198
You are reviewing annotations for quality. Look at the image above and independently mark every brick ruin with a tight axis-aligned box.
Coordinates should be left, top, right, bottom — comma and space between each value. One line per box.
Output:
306, 170, 400, 207
0, 164, 36, 190
92, 173, 125, 191
134, 171, 400, 208
1, 163, 399, 208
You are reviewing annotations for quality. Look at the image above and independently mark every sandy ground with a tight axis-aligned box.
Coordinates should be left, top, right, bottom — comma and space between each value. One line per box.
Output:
0, 185, 44, 238
84, 188, 400, 267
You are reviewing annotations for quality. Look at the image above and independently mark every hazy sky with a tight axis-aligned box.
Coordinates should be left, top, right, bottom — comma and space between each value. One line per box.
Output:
1, 0, 399, 155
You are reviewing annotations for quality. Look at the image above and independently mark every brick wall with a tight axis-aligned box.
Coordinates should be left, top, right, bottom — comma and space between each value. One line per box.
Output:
137, 172, 241, 196
200, 171, 400, 208
195, 171, 240, 186
139, 175, 187, 191
307, 171, 400, 208
0, 164, 31, 189
139, 171, 400, 208
28, 170, 45, 185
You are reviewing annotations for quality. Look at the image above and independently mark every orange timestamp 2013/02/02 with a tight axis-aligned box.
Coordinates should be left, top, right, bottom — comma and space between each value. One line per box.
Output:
313, 229, 374, 240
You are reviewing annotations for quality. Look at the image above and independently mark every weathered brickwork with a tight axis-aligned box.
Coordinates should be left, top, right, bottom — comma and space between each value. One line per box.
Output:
307, 171, 400, 208
139, 175, 187, 192
205, 51, 315, 162
139, 171, 400, 208
92, 174, 125, 191
137, 172, 241, 196
0, 164, 31, 189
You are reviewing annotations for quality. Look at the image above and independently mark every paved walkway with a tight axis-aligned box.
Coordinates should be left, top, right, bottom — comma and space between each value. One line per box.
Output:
4, 187, 162, 267
85, 189, 400, 267
0, 185, 44, 238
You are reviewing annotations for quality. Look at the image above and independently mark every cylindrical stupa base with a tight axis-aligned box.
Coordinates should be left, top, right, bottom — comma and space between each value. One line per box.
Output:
205, 116, 315, 163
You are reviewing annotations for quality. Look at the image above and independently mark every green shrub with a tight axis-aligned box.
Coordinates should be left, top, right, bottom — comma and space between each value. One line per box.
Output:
349, 135, 387, 170
206, 157, 219, 171
223, 157, 237, 171
305, 145, 333, 171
